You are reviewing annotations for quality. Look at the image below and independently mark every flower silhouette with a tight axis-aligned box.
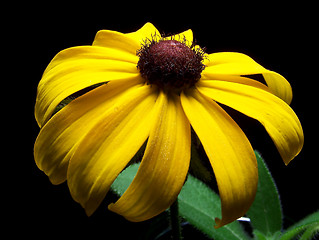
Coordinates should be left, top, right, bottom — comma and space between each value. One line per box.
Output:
34, 23, 303, 227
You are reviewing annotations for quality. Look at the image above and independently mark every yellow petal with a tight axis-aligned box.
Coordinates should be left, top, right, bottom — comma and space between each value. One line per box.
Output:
67, 84, 159, 216
35, 46, 140, 127
125, 22, 161, 44
109, 91, 191, 222
181, 88, 257, 228
262, 70, 293, 104
203, 52, 292, 104
164, 29, 194, 44
44, 46, 138, 74
34, 78, 143, 185
198, 80, 304, 165
204, 52, 261, 67
200, 74, 270, 92
93, 29, 140, 55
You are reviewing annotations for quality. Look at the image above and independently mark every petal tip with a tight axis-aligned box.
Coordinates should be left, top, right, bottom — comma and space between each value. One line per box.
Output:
214, 217, 222, 229
84, 206, 96, 217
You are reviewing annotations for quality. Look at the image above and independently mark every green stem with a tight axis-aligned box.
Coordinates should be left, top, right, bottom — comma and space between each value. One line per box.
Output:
170, 200, 182, 240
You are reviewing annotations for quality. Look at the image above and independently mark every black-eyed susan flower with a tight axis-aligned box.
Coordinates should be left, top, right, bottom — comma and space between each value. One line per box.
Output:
34, 22, 304, 228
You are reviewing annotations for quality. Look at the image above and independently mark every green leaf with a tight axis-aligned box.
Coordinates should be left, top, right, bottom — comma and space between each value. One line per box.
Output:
286, 211, 319, 231
178, 174, 251, 240
246, 151, 283, 236
253, 230, 281, 240
280, 211, 319, 240
111, 163, 139, 195
252, 230, 268, 240
299, 223, 319, 240
111, 163, 250, 240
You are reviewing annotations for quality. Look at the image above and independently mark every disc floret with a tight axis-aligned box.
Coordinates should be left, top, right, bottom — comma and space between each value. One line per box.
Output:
137, 36, 206, 91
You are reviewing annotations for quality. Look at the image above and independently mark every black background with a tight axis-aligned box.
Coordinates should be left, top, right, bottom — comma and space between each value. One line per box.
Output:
19, 2, 317, 239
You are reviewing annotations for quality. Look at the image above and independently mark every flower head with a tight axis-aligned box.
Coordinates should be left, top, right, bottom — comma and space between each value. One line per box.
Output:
34, 23, 304, 228
137, 37, 205, 90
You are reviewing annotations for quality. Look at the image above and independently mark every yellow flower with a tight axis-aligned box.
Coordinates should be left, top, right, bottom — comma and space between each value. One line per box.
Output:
34, 23, 304, 228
